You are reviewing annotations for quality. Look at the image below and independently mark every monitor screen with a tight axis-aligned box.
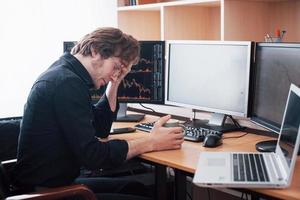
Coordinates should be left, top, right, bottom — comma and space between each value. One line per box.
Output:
63, 41, 76, 53
63, 41, 165, 104
250, 43, 300, 133
117, 41, 165, 104
277, 85, 300, 167
165, 40, 252, 118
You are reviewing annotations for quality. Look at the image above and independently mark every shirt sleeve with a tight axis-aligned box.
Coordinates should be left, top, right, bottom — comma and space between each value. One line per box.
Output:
53, 78, 128, 170
92, 94, 119, 138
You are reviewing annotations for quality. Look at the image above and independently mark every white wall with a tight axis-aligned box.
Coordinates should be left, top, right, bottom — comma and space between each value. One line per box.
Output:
0, 0, 117, 118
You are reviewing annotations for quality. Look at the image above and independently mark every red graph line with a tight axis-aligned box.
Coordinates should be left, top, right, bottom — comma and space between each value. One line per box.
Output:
130, 68, 152, 73
139, 58, 152, 64
122, 79, 151, 97
118, 96, 150, 100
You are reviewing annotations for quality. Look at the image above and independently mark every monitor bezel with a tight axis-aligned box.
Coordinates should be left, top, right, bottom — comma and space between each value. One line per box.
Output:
165, 40, 253, 117
249, 42, 300, 134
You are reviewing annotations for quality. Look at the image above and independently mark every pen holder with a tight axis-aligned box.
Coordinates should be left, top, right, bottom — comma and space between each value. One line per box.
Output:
264, 30, 286, 43
264, 36, 282, 43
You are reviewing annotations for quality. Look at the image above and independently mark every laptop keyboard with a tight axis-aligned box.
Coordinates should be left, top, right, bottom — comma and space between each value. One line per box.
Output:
135, 121, 222, 142
233, 153, 270, 182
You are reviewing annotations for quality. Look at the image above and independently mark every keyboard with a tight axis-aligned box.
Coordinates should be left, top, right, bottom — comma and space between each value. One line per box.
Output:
135, 122, 222, 142
135, 121, 156, 132
232, 153, 270, 182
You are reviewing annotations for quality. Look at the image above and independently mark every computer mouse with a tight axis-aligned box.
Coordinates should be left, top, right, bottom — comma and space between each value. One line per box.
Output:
203, 134, 222, 148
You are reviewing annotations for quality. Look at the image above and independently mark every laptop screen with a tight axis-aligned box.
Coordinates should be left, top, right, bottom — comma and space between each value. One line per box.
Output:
278, 88, 300, 167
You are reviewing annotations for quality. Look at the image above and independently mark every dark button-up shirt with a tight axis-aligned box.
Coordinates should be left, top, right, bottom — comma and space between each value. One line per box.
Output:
14, 53, 128, 187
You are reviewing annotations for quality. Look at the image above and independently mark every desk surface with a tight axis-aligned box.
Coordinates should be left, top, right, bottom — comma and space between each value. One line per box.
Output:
111, 114, 300, 200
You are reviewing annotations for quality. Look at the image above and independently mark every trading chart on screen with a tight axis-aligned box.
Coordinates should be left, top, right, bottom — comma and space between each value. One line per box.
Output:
117, 41, 165, 103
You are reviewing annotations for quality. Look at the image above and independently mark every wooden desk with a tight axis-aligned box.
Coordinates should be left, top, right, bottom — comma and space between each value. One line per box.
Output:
111, 115, 300, 200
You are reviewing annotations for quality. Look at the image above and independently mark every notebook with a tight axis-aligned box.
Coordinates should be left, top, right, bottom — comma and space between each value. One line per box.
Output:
193, 84, 300, 188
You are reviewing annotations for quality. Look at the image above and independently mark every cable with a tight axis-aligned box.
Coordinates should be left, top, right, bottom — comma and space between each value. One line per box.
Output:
129, 169, 135, 175
228, 115, 242, 128
207, 188, 211, 200
232, 117, 239, 127
223, 132, 249, 139
192, 109, 196, 120
139, 103, 156, 112
186, 190, 192, 200
241, 192, 250, 200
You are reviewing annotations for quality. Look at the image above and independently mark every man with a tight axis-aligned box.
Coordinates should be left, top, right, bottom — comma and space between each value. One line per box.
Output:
13, 27, 184, 199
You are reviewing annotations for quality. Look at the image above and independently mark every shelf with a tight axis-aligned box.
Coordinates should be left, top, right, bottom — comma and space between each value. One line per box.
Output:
224, 0, 300, 42
118, 0, 221, 40
163, 5, 220, 40
118, 0, 220, 11
118, 0, 300, 41
118, 3, 162, 11
118, 10, 161, 40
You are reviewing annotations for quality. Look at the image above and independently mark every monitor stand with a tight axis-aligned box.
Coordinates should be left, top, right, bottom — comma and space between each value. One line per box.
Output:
187, 113, 244, 133
255, 140, 277, 153
116, 103, 145, 122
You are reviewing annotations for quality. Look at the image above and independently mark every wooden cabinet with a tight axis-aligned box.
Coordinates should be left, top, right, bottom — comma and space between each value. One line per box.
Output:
118, 0, 300, 42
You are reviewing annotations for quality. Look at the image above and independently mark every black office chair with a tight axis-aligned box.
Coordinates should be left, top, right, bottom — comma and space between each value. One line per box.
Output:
0, 118, 97, 200
0, 118, 21, 161
0, 158, 97, 200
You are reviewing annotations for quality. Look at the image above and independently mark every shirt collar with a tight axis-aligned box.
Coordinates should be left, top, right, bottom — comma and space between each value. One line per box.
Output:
61, 53, 94, 89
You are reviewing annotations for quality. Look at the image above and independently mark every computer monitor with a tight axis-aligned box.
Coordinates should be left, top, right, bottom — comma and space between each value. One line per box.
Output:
250, 43, 300, 133
249, 43, 300, 153
165, 40, 253, 132
63, 41, 76, 53
63, 41, 165, 122
116, 41, 165, 121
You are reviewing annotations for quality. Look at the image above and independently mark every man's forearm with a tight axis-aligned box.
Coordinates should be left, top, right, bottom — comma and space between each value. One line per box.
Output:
126, 136, 154, 160
105, 82, 119, 112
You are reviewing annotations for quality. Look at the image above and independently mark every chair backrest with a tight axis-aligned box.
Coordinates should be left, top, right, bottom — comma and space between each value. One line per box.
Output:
1, 160, 98, 200
0, 163, 6, 199
0, 160, 13, 199
0, 118, 21, 161
0, 118, 21, 199
0, 118, 98, 200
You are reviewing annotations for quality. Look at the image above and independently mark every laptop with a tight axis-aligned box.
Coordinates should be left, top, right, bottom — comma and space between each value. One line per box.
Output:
193, 84, 300, 188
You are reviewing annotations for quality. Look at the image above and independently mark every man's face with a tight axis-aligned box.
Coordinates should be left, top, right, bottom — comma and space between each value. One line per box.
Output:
92, 56, 124, 88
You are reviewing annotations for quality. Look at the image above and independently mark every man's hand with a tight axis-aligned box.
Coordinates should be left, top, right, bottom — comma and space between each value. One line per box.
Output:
105, 62, 133, 112
111, 62, 132, 86
126, 115, 184, 160
149, 115, 184, 151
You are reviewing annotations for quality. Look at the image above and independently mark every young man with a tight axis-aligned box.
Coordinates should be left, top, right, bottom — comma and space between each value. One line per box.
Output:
14, 27, 184, 199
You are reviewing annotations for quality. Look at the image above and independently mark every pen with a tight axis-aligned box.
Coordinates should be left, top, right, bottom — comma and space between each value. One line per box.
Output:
281, 30, 286, 39
266, 34, 272, 42
275, 28, 281, 38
